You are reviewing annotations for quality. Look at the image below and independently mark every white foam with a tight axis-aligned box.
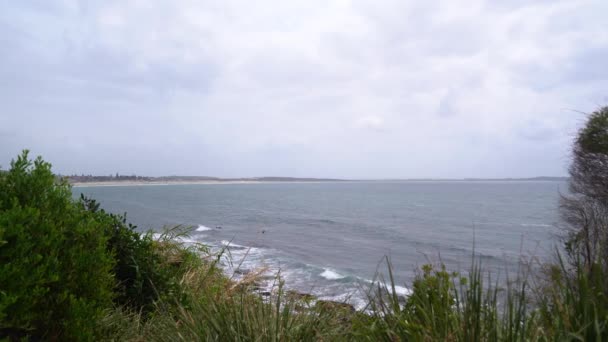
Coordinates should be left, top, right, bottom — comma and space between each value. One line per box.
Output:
177, 236, 198, 244
221, 240, 248, 248
196, 225, 213, 232
150, 233, 199, 244
320, 268, 346, 280
357, 277, 412, 297
393, 285, 412, 297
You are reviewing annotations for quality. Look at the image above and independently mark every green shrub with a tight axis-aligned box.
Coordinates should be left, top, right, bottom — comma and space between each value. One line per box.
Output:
0, 150, 210, 340
78, 195, 186, 315
357, 257, 538, 341
359, 260, 461, 341
536, 254, 608, 340
0, 151, 115, 340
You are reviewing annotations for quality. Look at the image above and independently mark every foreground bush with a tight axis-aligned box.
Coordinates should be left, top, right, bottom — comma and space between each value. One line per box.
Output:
0, 151, 201, 340
79, 196, 197, 316
353, 258, 533, 341
561, 106, 608, 288
536, 255, 608, 340
0, 151, 115, 340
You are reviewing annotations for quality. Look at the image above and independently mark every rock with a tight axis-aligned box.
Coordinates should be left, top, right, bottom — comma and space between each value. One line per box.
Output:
233, 268, 250, 275
286, 290, 316, 302
260, 274, 276, 281
235, 280, 263, 293
314, 300, 355, 313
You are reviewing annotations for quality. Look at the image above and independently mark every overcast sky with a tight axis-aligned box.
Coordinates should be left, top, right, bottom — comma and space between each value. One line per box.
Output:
1, 1, 607, 178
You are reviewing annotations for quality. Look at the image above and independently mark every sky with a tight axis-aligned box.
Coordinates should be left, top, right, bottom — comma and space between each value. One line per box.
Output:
1, 0, 607, 179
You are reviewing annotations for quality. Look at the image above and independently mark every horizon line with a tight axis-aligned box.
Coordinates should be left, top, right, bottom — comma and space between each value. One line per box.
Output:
63, 174, 569, 182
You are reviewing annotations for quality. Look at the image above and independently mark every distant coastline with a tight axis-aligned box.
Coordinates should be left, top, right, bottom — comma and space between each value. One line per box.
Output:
67, 175, 568, 187
366, 176, 569, 182
70, 180, 349, 187
68, 176, 347, 187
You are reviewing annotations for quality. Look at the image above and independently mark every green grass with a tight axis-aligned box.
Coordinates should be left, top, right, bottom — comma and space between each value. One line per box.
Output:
91, 238, 608, 341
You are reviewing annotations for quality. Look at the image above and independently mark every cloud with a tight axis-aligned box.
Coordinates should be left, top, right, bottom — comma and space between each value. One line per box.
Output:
356, 116, 385, 131
0, 0, 606, 178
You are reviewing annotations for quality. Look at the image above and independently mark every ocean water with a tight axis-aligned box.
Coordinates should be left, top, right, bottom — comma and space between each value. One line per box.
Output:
74, 181, 564, 309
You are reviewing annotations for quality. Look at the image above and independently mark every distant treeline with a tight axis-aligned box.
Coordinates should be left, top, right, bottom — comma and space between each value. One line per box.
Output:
64, 174, 345, 183
65, 174, 155, 182
63, 174, 568, 183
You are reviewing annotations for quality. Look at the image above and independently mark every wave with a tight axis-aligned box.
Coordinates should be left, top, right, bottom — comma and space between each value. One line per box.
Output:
475, 221, 554, 228
220, 240, 251, 250
196, 224, 213, 232
412, 240, 514, 263
393, 285, 412, 296
186, 236, 409, 311
320, 268, 346, 280
151, 232, 199, 244
281, 217, 338, 227
357, 276, 412, 297
177, 236, 199, 244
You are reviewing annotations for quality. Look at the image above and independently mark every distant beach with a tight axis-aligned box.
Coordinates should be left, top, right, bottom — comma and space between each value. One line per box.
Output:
70, 177, 568, 187
70, 180, 349, 187
73, 180, 272, 187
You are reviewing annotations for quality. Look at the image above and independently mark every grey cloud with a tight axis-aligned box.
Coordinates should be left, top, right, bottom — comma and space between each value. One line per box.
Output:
517, 120, 558, 142
564, 47, 608, 84
436, 89, 459, 117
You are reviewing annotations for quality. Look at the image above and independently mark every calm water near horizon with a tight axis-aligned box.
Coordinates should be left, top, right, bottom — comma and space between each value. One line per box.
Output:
74, 180, 564, 309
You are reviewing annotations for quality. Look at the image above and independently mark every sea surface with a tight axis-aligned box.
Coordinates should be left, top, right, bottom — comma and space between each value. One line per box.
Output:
74, 181, 564, 309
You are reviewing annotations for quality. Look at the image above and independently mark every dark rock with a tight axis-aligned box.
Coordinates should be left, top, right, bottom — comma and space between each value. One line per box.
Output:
233, 268, 250, 275
260, 274, 276, 281
315, 300, 355, 313
286, 290, 316, 302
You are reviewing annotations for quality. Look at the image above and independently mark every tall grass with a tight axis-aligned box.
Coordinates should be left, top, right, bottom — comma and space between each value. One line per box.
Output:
99, 236, 355, 341
143, 281, 350, 341
535, 252, 608, 340
355, 251, 608, 341
97, 235, 608, 341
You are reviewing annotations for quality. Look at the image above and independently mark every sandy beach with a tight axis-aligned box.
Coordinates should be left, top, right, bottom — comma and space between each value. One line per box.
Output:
71, 180, 265, 187
70, 180, 350, 187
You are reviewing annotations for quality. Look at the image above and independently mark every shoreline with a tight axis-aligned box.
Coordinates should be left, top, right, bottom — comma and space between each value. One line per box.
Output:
71, 180, 348, 187
70, 178, 567, 188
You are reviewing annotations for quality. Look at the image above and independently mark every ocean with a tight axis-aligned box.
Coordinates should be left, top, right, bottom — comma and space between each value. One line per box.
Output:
74, 180, 564, 309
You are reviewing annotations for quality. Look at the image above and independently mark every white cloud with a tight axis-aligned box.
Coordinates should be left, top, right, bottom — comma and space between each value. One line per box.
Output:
356, 116, 385, 131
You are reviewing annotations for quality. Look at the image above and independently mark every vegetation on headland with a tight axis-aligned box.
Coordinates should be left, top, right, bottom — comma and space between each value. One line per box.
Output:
66, 174, 346, 184
66, 174, 568, 186
1, 107, 608, 341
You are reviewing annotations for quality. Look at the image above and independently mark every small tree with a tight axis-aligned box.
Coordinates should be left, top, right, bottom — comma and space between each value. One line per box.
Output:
0, 151, 115, 340
561, 106, 608, 278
